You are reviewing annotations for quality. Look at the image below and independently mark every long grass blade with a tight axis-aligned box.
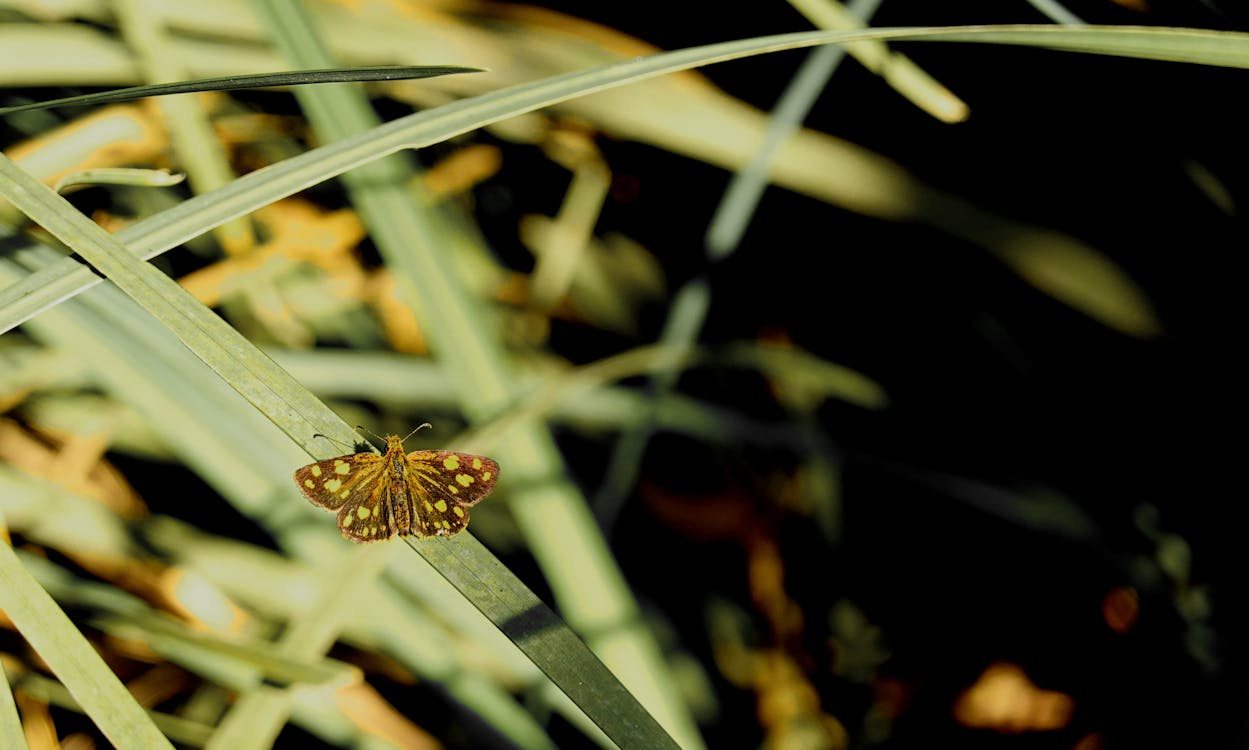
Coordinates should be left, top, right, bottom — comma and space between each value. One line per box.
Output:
4, 25, 1248, 335
0, 65, 482, 115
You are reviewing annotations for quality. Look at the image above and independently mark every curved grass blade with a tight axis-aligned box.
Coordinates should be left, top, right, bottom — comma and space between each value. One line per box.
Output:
0, 65, 483, 116
3, 25, 1249, 336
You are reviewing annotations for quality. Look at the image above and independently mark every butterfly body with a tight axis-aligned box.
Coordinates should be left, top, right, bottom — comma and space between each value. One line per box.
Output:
293, 434, 498, 542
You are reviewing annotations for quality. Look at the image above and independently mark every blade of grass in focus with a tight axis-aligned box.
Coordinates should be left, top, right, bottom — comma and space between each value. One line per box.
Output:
232, 3, 686, 748
0, 222, 573, 747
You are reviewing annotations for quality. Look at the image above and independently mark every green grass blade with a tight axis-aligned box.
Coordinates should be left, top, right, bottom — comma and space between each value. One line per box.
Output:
0, 153, 355, 453
0, 652, 25, 750
202, 543, 392, 750
8, 667, 212, 747
0, 65, 483, 115
0, 540, 174, 749
4, 24, 1247, 335
250, 2, 691, 747
0, 155, 620, 748
416, 533, 676, 743
895, 24, 1249, 66
267, 346, 820, 452
0, 234, 570, 748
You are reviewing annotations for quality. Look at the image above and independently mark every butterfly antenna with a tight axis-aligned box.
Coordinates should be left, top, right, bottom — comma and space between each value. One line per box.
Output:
399, 422, 433, 443
354, 425, 387, 442
313, 432, 356, 451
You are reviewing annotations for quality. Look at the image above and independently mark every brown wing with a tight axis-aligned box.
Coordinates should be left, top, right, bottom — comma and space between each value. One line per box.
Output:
293, 452, 385, 510
294, 452, 400, 542
403, 450, 500, 537
334, 472, 399, 543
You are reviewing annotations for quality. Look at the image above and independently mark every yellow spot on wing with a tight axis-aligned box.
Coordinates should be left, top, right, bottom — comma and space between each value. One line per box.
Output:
339, 489, 350, 499
453, 506, 465, 518
481, 471, 492, 481
310, 465, 322, 477
324, 478, 343, 493
304, 479, 314, 488
342, 514, 354, 527
447, 484, 459, 494
434, 499, 448, 512
334, 460, 350, 475
357, 506, 370, 519
443, 456, 460, 470
472, 458, 482, 469
456, 474, 474, 487
424, 501, 434, 512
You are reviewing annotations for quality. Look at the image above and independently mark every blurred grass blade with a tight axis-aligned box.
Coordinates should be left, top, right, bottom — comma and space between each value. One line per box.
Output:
52, 167, 185, 194
267, 346, 815, 452
0, 653, 24, 750
203, 542, 392, 750
0, 152, 354, 453
0, 540, 174, 749
3, 25, 1249, 335
16, 550, 357, 690
785, 0, 968, 122
0, 65, 483, 115
5, 660, 213, 747
1025, 0, 1085, 25
706, 40, 853, 257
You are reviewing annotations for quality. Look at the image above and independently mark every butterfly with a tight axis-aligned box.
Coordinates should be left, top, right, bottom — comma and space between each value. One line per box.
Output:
293, 427, 498, 542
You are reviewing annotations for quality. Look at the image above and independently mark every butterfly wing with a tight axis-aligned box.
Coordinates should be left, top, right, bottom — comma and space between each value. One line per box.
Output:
403, 450, 500, 537
334, 471, 399, 542
293, 452, 396, 542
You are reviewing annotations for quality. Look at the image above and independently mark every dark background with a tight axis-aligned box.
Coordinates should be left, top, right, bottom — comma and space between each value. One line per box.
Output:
476, 1, 1248, 748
